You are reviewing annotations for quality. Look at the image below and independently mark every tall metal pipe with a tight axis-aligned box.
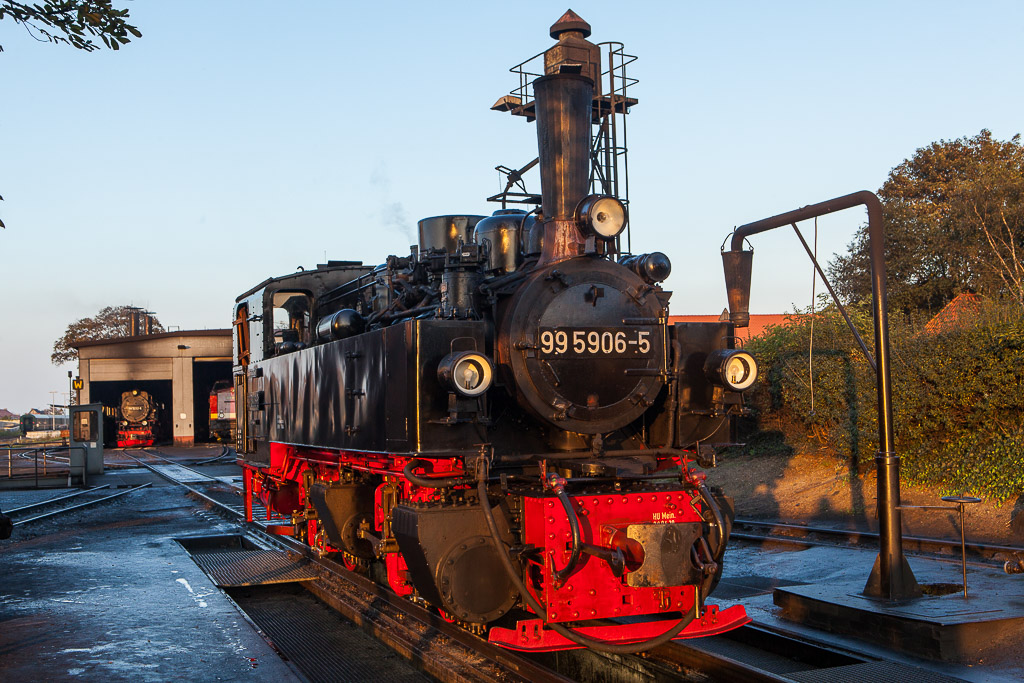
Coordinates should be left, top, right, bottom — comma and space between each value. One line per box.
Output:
728, 190, 920, 601
533, 73, 593, 264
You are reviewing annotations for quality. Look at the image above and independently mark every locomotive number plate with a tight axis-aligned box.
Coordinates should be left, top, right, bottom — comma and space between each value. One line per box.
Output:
537, 327, 656, 358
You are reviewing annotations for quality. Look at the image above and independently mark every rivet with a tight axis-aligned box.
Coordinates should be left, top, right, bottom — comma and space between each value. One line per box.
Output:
547, 517, 555, 524
589, 589, 596, 596
548, 501, 555, 508
572, 612, 579, 618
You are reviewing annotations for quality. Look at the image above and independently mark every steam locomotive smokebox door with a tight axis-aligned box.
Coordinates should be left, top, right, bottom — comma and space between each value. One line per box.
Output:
69, 403, 104, 480
392, 503, 518, 623
306, 482, 375, 559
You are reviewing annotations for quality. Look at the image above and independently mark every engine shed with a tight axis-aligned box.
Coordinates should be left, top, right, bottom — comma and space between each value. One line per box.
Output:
73, 330, 232, 446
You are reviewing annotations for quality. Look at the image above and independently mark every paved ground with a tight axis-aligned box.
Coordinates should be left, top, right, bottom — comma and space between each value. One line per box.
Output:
4, 448, 1021, 682
717, 538, 1024, 682
0, 469, 301, 682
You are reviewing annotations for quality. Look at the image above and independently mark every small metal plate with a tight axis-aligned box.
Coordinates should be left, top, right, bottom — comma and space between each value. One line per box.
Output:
626, 522, 700, 587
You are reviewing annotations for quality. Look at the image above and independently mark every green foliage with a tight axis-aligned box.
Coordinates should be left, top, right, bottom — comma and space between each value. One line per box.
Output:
51, 305, 164, 365
829, 130, 1024, 312
745, 301, 1024, 501
0, 1, 140, 53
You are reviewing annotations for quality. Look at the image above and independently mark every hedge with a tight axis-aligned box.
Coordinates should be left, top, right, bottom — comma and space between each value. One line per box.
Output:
742, 301, 1024, 502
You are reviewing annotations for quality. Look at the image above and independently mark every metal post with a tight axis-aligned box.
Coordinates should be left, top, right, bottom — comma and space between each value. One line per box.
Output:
7, 448, 11, 478
729, 191, 920, 600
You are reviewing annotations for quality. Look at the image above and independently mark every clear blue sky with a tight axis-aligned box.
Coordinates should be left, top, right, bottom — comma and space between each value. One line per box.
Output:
2, 1, 1022, 413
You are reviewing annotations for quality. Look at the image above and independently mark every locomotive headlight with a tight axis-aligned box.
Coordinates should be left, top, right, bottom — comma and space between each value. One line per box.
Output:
704, 349, 758, 392
576, 194, 627, 240
438, 351, 494, 397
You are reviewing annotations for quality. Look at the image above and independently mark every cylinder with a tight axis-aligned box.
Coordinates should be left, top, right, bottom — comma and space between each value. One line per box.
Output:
316, 309, 365, 342
417, 215, 485, 253
474, 210, 525, 275
621, 252, 672, 284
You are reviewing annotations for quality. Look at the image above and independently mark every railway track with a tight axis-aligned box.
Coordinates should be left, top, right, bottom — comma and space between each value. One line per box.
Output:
731, 517, 1024, 569
122, 447, 966, 682
5, 483, 150, 526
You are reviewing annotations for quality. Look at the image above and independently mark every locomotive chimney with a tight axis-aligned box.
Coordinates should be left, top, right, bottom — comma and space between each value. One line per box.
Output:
535, 10, 596, 264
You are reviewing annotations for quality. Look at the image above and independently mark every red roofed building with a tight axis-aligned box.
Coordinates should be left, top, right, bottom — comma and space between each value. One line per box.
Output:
668, 310, 796, 342
923, 293, 984, 334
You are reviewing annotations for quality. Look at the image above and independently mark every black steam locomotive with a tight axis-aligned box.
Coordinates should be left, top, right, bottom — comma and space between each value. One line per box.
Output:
235, 11, 757, 652
114, 389, 162, 448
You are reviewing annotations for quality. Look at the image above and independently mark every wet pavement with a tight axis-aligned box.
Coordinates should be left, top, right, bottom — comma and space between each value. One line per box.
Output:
717, 540, 1024, 682
0, 467, 301, 682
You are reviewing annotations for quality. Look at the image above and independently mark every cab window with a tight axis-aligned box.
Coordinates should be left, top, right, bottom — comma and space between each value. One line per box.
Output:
270, 291, 312, 353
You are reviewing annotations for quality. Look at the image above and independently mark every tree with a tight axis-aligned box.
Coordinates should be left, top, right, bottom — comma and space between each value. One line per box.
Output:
0, 1, 140, 52
51, 305, 164, 365
830, 130, 1024, 312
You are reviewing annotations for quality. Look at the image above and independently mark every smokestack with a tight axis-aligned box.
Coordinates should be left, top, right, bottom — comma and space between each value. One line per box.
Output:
533, 12, 599, 265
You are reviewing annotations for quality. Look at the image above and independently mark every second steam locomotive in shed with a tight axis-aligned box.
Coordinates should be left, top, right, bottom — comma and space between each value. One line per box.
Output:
234, 11, 758, 652
113, 389, 162, 448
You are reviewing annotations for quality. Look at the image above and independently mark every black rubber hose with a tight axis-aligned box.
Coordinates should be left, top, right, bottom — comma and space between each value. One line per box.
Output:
547, 476, 582, 583
477, 470, 699, 654
697, 480, 727, 564
696, 480, 728, 597
403, 458, 469, 489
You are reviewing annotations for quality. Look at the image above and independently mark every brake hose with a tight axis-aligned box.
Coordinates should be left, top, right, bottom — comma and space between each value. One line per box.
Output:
545, 474, 582, 583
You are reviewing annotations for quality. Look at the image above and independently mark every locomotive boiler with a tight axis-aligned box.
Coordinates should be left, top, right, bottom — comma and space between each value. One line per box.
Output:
234, 11, 758, 653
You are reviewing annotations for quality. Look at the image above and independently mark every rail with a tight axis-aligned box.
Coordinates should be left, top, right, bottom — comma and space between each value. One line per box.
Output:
11, 484, 151, 526
731, 518, 1024, 569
